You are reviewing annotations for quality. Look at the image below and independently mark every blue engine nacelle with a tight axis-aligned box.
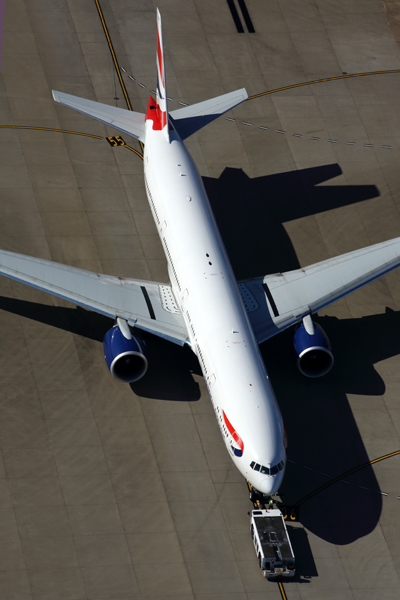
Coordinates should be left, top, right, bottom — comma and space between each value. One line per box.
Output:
103, 323, 148, 383
293, 316, 334, 378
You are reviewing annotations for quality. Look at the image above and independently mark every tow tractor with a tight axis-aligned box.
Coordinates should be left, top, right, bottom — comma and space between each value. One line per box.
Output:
250, 506, 295, 580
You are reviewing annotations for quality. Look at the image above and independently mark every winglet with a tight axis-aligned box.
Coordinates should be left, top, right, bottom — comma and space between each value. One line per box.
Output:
146, 9, 169, 141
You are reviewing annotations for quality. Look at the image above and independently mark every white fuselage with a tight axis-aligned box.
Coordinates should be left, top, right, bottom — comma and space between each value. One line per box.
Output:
144, 123, 286, 495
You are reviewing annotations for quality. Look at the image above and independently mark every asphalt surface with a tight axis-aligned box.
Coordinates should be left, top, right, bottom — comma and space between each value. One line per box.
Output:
1, 0, 400, 598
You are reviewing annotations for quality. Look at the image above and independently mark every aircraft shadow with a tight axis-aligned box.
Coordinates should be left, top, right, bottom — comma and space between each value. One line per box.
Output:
0, 163, 394, 544
204, 164, 392, 545
203, 164, 378, 279
0, 299, 201, 402
286, 525, 318, 581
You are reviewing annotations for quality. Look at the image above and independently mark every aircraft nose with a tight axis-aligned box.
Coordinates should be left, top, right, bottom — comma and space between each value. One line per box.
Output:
258, 478, 277, 495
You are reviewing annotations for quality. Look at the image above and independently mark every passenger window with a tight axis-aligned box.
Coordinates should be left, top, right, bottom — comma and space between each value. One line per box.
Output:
254, 463, 260, 472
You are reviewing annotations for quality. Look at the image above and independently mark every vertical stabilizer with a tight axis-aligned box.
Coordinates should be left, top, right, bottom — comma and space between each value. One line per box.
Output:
148, 9, 169, 141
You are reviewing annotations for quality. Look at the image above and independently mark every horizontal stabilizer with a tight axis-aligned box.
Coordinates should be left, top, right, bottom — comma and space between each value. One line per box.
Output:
52, 90, 146, 143
169, 88, 248, 140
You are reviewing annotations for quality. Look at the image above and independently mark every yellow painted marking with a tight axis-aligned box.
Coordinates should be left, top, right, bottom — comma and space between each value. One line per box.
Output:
296, 449, 400, 507
93, 0, 144, 158
106, 135, 126, 147
0, 125, 103, 139
124, 145, 144, 159
94, 0, 132, 111
278, 580, 288, 600
248, 69, 400, 100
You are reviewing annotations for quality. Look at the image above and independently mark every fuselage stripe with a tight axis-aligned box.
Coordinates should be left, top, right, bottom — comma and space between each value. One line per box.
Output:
223, 410, 244, 457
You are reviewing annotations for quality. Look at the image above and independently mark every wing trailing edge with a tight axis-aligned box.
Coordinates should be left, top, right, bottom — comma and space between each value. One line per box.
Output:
0, 249, 188, 345
240, 236, 400, 344
52, 90, 146, 143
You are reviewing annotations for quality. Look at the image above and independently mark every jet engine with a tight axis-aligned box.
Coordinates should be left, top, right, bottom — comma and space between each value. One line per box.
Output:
293, 315, 334, 378
103, 319, 148, 383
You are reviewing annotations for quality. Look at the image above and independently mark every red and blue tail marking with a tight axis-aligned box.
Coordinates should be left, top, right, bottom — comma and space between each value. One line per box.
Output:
223, 410, 244, 457
146, 9, 169, 140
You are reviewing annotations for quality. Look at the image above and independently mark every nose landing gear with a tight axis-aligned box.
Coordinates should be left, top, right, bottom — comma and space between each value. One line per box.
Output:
248, 482, 270, 506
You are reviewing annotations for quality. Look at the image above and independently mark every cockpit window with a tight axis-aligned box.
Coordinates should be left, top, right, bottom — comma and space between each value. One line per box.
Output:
249, 459, 285, 475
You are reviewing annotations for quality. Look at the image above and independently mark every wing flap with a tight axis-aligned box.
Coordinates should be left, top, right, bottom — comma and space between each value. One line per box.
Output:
241, 236, 400, 343
52, 90, 146, 143
0, 250, 188, 345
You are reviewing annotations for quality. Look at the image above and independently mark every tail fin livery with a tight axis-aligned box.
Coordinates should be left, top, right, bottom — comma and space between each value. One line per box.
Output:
53, 10, 247, 145
146, 9, 170, 141
156, 9, 169, 137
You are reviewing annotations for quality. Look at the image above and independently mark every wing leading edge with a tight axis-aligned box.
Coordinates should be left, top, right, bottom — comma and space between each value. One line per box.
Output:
0, 250, 188, 345
240, 236, 400, 344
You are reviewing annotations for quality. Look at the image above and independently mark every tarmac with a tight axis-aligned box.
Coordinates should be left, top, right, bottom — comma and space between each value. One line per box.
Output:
1, 0, 400, 598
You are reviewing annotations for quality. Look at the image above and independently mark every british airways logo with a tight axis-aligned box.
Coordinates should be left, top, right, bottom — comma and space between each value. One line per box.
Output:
223, 410, 244, 457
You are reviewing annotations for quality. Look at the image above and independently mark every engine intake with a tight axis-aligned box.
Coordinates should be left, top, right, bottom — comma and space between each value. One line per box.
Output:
293, 316, 334, 378
103, 321, 148, 383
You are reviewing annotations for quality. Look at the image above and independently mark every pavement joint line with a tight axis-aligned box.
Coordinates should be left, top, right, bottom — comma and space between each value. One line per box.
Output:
94, 0, 132, 111
0, 125, 103, 139
122, 67, 400, 104
288, 457, 390, 496
247, 69, 400, 99
119, 64, 400, 150
5, 119, 394, 152
93, 0, 144, 155
294, 449, 400, 507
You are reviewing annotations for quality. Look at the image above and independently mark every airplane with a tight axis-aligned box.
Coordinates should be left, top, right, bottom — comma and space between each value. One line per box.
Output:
1, 10, 400, 499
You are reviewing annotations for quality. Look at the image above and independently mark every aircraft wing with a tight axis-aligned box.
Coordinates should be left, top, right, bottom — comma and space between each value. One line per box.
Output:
239, 236, 400, 344
0, 250, 188, 345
